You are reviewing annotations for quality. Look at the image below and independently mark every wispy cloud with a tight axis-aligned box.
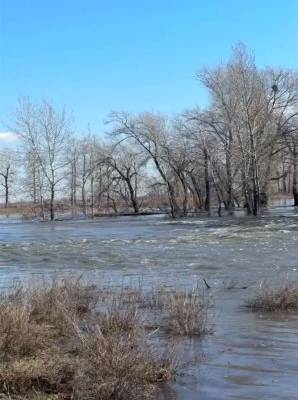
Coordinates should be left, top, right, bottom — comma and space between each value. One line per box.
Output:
0, 132, 19, 143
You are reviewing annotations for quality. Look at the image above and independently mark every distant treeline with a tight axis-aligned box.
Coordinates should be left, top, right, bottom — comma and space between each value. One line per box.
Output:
1, 44, 298, 219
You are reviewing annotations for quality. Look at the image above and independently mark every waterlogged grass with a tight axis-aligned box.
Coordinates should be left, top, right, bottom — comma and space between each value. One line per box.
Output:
0, 277, 208, 399
246, 283, 298, 312
143, 286, 209, 336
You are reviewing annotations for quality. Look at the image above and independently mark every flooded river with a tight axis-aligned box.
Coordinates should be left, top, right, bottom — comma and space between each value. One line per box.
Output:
0, 207, 298, 399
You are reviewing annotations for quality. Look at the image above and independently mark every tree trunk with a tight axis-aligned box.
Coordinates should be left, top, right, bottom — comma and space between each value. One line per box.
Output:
225, 139, 234, 213
32, 166, 37, 205
152, 157, 180, 217
203, 148, 210, 215
40, 195, 45, 221
249, 133, 260, 216
126, 179, 139, 213
260, 149, 274, 209
189, 174, 202, 210
82, 155, 87, 215
50, 185, 55, 221
167, 182, 180, 217
252, 188, 259, 216
186, 178, 201, 211
282, 159, 287, 193
82, 182, 86, 215
90, 175, 94, 218
177, 173, 188, 216
293, 147, 298, 207
71, 161, 77, 217
4, 176, 8, 208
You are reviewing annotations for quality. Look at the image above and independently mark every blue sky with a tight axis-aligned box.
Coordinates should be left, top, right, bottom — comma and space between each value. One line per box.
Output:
1, 0, 298, 140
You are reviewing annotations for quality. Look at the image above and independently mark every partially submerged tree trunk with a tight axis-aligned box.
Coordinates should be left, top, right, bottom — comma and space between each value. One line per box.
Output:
293, 146, 298, 206
4, 174, 9, 208
126, 178, 139, 213
50, 185, 55, 221
203, 148, 210, 215
0, 165, 11, 209
70, 160, 77, 217
225, 138, 234, 213
90, 175, 95, 218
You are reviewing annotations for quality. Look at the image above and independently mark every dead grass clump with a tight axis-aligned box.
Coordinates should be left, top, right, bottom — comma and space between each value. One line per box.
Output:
0, 394, 59, 399
96, 306, 142, 336
0, 278, 180, 400
73, 327, 176, 400
0, 349, 75, 397
28, 277, 99, 335
145, 286, 208, 336
246, 283, 298, 311
98, 283, 146, 309
163, 290, 208, 336
0, 303, 49, 360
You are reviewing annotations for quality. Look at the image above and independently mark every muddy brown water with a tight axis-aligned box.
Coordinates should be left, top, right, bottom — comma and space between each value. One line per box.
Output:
0, 207, 298, 399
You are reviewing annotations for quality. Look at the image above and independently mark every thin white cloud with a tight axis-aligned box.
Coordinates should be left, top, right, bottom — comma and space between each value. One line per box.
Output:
0, 132, 19, 143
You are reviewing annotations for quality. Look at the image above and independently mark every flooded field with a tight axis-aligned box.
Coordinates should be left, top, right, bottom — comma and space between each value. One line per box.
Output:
0, 207, 298, 399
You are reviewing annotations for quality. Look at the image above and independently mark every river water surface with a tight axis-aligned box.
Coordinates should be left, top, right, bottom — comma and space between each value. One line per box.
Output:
0, 208, 298, 399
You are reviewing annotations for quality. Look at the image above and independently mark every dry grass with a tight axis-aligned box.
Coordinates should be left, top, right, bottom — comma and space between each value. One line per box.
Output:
0, 349, 75, 396
0, 394, 59, 400
0, 278, 183, 400
0, 303, 48, 360
73, 327, 176, 400
246, 283, 298, 311
28, 277, 99, 333
96, 306, 142, 336
97, 283, 210, 336
144, 286, 209, 336
161, 290, 208, 336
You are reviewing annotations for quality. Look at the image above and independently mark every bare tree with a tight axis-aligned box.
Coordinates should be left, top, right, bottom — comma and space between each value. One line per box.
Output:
99, 143, 148, 213
108, 112, 182, 217
0, 149, 16, 208
12, 97, 72, 220
283, 117, 298, 206
196, 44, 298, 215
66, 138, 80, 216
23, 149, 46, 218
